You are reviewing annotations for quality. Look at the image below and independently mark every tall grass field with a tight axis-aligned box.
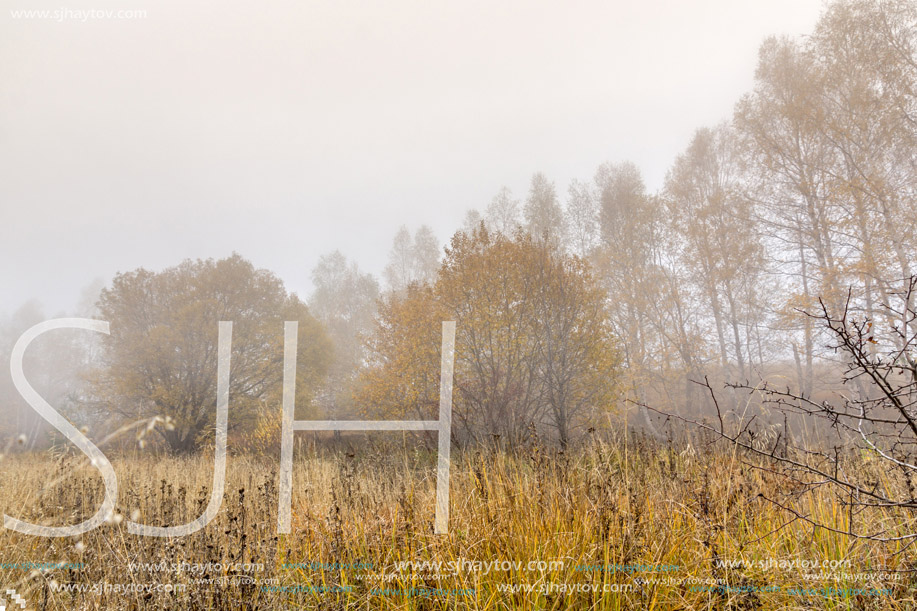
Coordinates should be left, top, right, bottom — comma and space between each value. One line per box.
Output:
0, 431, 912, 610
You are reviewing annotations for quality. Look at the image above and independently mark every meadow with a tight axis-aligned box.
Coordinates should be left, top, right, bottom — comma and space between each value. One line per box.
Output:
0, 430, 913, 610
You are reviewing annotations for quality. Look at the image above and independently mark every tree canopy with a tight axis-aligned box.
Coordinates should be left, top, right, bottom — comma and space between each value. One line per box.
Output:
92, 254, 331, 453
358, 225, 619, 446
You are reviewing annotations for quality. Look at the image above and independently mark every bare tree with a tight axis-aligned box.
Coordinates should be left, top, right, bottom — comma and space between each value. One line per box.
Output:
383, 225, 442, 293
524, 172, 565, 245
412, 225, 441, 285
484, 187, 522, 235
462, 209, 483, 235
564, 179, 598, 258
649, 277, 917, 542
309, 251, 380, 419
485, 186, 522, 236
0, 285, 107, 449
383, 226, 414, 293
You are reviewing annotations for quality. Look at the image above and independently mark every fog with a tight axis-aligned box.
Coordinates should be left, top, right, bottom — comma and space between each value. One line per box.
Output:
0, 0, 821, 314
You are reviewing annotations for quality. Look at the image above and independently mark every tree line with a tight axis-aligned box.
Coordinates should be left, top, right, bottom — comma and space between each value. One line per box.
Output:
1, 0, 915, 453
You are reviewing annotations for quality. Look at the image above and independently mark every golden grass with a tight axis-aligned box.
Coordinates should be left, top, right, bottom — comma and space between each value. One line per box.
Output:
0, 432, 914, 610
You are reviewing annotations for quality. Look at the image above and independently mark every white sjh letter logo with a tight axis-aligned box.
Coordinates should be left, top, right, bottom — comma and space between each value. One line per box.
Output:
5, 319, 456, 537
278, 320, 456, 534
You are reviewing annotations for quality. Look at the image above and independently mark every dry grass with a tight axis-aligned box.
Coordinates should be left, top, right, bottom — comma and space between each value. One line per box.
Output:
0, 431, 914, 610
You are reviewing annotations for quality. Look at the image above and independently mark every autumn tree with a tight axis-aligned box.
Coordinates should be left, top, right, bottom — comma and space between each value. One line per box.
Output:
735, 0, 917, 395
664, 124, 770, 379
355, 283, 449, 423
359, 225, 619, 446
591, 162, 703, 419
735, 36, 850, 398
648, 0, 917, 539
440, 226, 558, 442
529, 242, 619, 447
807, 0, 917, 333
92, 254, 331, 454
592, 162, 657, 404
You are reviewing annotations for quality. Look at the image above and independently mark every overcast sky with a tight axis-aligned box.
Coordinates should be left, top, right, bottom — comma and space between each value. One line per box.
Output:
0, 0, 824, 316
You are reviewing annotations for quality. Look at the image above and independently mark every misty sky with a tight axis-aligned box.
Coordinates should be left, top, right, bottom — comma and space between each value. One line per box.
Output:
0, 0, 823, 316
